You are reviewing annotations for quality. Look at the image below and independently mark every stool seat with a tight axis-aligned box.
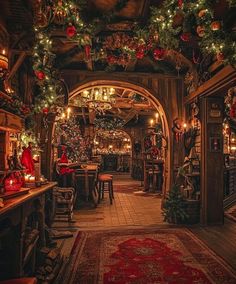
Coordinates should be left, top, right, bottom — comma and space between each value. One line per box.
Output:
0, 278, 37, 284
98, 174, 114, 204
98, 174, 113, 179
98, 176, 112, 182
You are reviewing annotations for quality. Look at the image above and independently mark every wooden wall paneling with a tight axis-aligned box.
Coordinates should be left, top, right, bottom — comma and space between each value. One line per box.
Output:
200, 97, 224, 225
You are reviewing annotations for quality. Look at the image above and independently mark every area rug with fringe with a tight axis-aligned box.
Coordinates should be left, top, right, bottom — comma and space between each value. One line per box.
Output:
64, 228, 236, 284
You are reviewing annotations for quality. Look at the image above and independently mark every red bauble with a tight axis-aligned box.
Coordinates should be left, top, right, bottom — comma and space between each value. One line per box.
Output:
107, 55, 117, 64
42, 107, 49, 114
136, 49, 145, 59
84, 45, 91, 59
66, 25, 76, 37
153, 48, 166, 60
35, 70, 45, 80
180, 32, 191, 42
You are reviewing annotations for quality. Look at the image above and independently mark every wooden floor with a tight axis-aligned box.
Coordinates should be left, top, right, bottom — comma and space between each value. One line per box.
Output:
53, 173, 236, 277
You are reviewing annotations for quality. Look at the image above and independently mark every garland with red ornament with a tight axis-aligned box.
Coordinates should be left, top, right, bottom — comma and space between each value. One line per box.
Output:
32, 0, 236, 113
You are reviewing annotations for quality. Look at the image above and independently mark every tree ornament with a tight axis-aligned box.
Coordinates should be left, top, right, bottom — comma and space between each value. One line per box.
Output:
35, 70, 45, 80
198, 9, 207, 18
84, 45, 91, 59
42, 107, 49, 114
180, 32, 191, 42
196, 26, 205, 37
216, 52, 224, 61
136, 50, 145, 59
153, 48, 166, 60
66, 24, 76, 37
210, 21, 221, 31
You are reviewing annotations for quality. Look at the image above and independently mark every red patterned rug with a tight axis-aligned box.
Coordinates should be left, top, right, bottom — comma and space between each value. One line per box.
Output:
64, 228, 236, 284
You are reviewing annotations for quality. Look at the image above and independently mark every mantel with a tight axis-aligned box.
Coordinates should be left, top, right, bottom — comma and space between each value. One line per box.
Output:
184, 65, 236, 104
0, 108, 23, 132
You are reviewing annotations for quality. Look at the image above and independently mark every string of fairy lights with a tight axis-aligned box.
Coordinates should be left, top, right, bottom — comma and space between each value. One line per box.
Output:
32, 0, 236, 113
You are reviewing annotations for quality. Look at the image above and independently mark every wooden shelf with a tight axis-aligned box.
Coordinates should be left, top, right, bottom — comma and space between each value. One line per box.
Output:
0, 108, 23, 132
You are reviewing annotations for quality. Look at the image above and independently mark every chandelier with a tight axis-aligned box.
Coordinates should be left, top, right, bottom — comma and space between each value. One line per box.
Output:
81, 87, 116, 114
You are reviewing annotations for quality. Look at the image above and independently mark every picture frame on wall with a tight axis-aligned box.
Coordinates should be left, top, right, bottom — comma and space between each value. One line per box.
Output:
207, 99, 222, 123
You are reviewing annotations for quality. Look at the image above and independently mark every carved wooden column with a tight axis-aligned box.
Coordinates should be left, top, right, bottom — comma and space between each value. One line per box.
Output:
200, 97, 224, 225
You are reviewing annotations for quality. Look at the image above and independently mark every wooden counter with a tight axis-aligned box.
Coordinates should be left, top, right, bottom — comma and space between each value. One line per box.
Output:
0, 182, 57, 217
0, 182, 57, 280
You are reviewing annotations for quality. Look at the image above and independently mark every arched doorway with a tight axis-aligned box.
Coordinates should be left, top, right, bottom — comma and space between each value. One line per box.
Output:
69, 79, 171, 195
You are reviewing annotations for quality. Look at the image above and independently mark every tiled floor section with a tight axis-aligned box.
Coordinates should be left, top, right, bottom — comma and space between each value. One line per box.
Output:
73, 174, 164, 228
53, 174, 165, 229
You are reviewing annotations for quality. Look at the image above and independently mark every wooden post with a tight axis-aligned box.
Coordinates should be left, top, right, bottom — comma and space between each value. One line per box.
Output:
200, 97, 224, 225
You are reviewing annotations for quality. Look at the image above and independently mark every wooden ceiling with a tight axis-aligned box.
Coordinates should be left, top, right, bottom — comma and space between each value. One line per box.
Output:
69, 85, 156, 125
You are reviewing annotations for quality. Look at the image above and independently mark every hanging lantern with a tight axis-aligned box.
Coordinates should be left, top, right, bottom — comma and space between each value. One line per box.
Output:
210, 21, 221, 31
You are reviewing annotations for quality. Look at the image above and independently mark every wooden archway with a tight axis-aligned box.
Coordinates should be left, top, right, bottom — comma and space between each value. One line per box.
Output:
69, 78, 172, 195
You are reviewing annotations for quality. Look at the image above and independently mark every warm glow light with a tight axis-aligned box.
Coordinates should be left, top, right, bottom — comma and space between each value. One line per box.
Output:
2, 49, 5, 55
10, 180, 13, 185
150, 119, 154, 127
232, 138, 235, 142
183, 123, 187, 129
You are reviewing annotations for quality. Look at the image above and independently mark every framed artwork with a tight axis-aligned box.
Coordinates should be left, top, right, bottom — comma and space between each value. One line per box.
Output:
207, 99, 222, 123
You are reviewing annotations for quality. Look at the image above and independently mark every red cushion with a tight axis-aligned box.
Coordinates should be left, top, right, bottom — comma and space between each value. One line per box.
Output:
0, 278, 37, 284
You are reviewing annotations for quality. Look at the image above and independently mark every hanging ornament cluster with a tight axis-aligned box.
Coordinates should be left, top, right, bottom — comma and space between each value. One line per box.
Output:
149, 0, 236, 66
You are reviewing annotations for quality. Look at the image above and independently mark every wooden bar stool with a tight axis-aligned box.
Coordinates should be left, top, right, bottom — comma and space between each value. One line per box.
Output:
98, 174, 114, 204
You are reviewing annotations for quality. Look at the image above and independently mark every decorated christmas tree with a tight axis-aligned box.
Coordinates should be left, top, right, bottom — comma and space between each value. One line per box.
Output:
56, 116, 88, 162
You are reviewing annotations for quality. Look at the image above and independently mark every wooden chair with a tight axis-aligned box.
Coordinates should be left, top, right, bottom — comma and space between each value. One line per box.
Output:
98, 174, 114, 204
53, 186, 76, 222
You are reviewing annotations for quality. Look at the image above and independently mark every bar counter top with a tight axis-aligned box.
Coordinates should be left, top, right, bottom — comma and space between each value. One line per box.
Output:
0, 182, 57, 217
